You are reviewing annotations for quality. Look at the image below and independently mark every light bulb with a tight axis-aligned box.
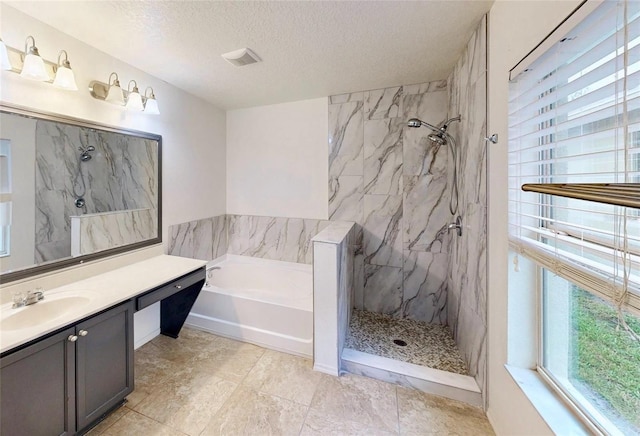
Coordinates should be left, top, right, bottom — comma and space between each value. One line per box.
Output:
125, 80, 144, 111
105, 72, 124, 105
52, 51, 78, 91
20, 36, 49, 81
143, 87, 160, 114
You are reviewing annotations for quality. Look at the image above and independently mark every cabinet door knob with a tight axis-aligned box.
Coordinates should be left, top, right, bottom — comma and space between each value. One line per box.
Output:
78, 330, 88, 337
175, 285, 182, 289
68, 335, 78, 342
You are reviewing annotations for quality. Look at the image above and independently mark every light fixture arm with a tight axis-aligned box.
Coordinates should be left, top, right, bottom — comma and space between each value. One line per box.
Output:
145, 87, 156, 99
127, 79, 139, 93
57, 50, 71, 68
24, 35, 38, 56
108, 72, 120, 87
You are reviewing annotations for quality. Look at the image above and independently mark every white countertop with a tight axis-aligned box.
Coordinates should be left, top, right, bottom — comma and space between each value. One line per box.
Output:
0, 255, 207, 354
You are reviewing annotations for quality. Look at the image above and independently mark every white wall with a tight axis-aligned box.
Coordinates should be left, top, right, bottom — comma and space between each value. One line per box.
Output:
0, 5, 226, 343
486, 1, 583, 434
0, 5, 227, 233
226, 98, 328, 220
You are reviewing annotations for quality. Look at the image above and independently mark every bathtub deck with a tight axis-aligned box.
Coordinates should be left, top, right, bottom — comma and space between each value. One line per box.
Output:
346, 309, 468, 375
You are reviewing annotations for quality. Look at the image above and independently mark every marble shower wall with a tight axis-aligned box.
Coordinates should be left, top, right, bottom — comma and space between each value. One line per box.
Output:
446, 16, 488, 396
328, 81, 451, 324
168, 214, 330, 264
35, 120, 158, 262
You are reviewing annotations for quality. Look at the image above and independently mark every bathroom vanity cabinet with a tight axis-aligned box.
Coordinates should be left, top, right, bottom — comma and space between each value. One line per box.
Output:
0, 301, 134, 435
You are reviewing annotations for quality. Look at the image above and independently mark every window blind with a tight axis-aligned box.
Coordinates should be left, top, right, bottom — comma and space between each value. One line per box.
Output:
508, 0, 640, 316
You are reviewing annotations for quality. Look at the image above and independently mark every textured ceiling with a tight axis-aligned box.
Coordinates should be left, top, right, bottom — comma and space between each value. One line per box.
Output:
7, 1, 493, 110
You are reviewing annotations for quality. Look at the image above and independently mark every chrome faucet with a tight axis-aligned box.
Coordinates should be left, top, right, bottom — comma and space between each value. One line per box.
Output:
205, 266, 221, 287
12, 288, 45, 308
448, 216, 463, 237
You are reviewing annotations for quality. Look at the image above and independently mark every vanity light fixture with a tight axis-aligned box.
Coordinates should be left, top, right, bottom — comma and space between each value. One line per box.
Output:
105, 72, 125, 105
89, 74, 159, 114
52, 50, 78, 91
0, 38, 11, 71
20, 36, 49, 81
125, 80, 144, 111
143, 87, 160, 115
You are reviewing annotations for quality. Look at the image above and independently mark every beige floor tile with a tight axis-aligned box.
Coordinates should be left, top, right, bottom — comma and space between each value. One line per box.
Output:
127, 349, 183, 408
190, 335, 266, 383
133, 368, 237, 436
243, 349, 325, 406
397, 387, 494, 435
201, 385, 308, 436
309, 373, 399, 433
301, 408, 398, 435
101, 409, 186, 436
84, 405, 131, 435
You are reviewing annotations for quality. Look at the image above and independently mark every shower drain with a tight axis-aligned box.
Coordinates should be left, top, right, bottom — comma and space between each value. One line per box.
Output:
392, 339, 408, 347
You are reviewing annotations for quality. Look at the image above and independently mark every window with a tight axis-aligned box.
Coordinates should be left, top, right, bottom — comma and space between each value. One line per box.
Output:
0, 139, 11, 257
509, 1, 640, 433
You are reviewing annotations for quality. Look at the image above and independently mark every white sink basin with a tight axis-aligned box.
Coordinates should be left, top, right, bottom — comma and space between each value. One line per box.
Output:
1, 294, 92, 331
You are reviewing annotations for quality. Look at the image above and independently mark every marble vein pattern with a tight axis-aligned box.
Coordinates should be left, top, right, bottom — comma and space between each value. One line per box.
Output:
329, 92, 364, 104
329, 176, 364, 223
346, 309, 467, 374
34, 120, 158, 262
363, 264, 403, 315
227, 215, 329, 264
363, 194, 403, 268
88, 327, 494, 436
446, 15, 488, 400
365, 87, 403, 120
329, 80, 453, 324
169, 216, 220, 261
329, 101, 364, 177
403, 175, 450, 253
71, 209, 156, 257
364, 118, 403, 195
402, 251, 448, 324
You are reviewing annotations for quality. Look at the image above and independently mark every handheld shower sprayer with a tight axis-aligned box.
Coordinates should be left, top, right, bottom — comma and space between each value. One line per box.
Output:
406, 115, 462, 215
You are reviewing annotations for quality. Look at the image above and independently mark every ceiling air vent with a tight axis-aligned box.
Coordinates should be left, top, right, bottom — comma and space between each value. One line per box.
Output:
221, 48, 261, 67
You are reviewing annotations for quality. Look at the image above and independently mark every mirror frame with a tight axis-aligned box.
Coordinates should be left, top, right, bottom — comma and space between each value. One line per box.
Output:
0, 103, 163, 284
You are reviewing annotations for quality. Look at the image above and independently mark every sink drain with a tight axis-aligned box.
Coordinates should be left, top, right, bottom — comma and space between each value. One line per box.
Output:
393, 339, 407, 347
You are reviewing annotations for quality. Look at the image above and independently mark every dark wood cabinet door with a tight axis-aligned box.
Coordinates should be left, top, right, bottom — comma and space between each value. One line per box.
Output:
75, 301, 134, 432
1, 327, 76, 436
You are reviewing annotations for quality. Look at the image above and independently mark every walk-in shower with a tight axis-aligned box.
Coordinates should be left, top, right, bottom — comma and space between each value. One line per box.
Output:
407, 116, 461, 215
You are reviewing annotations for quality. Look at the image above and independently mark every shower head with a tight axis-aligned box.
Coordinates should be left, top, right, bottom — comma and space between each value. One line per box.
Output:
406, 118, 441, 132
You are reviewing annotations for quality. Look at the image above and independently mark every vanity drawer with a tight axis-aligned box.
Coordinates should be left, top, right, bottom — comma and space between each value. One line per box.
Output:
136, 268, 205, 310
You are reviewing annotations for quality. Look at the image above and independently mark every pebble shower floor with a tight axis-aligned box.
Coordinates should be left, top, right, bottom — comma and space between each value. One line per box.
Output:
346, 309, 468, 375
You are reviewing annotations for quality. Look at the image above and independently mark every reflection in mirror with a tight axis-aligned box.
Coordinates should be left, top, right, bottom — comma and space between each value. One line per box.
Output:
0, 106, 162, 282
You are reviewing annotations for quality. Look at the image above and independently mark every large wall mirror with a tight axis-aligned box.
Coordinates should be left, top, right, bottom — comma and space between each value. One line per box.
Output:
0, 104, 162, 283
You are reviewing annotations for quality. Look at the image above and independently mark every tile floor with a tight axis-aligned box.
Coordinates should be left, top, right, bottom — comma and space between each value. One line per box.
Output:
87, 327, 493, 435
346, 310, 468, 374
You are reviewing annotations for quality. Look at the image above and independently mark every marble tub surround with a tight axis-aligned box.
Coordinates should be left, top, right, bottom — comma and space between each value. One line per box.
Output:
328, 81, 452, 323
70, 208, 156, 257
227, 214, 330, 264
168, 214, 331, 264
168, 214, 227, 261
446, 16, 488, 398
346, 309, 467, 375
87, 327, 494, 436
35, 120, 158, 263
